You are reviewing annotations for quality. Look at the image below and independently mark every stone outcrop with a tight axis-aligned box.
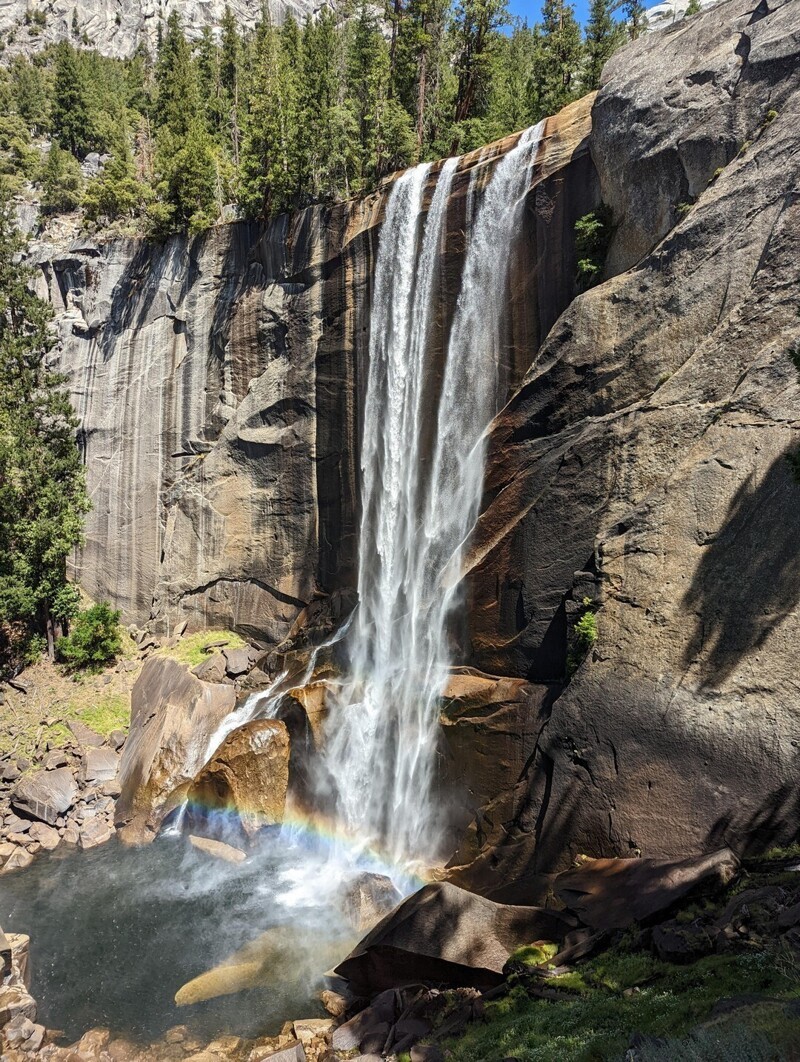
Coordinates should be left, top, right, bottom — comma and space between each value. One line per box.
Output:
457, 0, 800, 896
115, 657, 236, 844
44, 93, 596, 646
334, 881, 577, 993
0, 0, 320, 61
185, 718, 290, 840
554, 849, 740, 931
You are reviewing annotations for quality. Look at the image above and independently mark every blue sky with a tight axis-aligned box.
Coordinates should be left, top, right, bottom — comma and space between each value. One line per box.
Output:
507, 0, 592, 26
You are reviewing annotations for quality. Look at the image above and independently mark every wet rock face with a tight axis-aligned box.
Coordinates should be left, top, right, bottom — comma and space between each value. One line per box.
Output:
462, 0, 800, 894
186, 718, 290, 840
45, 96, 596, 646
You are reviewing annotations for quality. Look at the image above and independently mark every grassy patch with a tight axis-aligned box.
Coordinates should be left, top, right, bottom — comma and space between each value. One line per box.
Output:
158, 629, 247, 668
445, 948, 800, 1061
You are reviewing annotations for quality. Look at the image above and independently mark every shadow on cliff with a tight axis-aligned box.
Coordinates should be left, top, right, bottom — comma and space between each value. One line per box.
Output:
706, 770, 800, 857
680, 451, 800, 688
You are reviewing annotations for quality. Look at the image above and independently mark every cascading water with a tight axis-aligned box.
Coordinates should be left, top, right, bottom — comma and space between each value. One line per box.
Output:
4, 124, 548, 1044
323, 121, 546, 866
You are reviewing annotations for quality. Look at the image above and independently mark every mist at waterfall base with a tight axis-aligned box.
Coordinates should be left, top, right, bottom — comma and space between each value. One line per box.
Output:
1, 123, 544, 1044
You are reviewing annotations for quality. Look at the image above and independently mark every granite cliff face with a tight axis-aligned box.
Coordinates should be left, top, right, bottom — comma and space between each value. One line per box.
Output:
0, 0, 321, 59
458, 0, 800, 896
41, 94, 596, 645
34, 0, 800, 889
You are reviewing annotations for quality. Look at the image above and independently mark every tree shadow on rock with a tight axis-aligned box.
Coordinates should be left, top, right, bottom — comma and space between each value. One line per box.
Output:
681, 451, 800, 688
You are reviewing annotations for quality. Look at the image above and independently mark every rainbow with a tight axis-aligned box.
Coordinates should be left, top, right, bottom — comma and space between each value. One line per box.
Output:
165, 795, 434, 892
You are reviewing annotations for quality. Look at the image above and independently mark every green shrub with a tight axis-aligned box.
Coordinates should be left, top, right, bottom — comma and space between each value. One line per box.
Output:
566, 598, 599, 677
575, 206, 613, 291
56, 602, 122, 672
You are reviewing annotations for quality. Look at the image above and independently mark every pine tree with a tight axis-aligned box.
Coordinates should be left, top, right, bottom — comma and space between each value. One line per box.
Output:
532, 0, 584, 120
219, 5, 243, 165
153, 13, 198, 139
41, 141, 83, 213
584, 0, 624, 90
0, 194, 89, 667
685, 0, 702, 14
10, 57, 49, 135
452, 0, 510, 124
394, 0, 450, 153
51, 42, 93, 156
623, 0, 648, 39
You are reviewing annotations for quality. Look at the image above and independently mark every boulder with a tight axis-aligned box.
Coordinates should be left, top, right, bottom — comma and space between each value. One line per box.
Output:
192, 653, 229, 684
222, 648, 251, 677
554, 850, 740, 931
1, 845, 33, 870
115, 657, 236, 844
11, 768, 78, 825
186, 719, 289, 839
68, 720, 104, 747
341, 873, 403, 932
81, 747, 120, 785
27, 823, 60, 851
334, 882, 577, 993
0, 984, 37, 1025
43, 750, 68, 770
188, 835, 247, 864
79, 818, 115, 850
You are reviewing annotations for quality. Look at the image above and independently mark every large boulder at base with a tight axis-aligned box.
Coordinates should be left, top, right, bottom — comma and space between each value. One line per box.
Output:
115, 657, 236, 845
186, 719, 289, 839
554, 849, 740, 931
11, 768, 78, 825
334, 882, 577, 993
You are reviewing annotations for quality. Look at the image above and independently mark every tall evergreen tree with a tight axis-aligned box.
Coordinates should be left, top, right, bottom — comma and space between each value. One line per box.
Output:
153, 12, 198, 138
51, 42, 93, 156
452, 0, 509, 123
0, 195, 89, 666
623, 0, 648, 39
584, 0, 624, 90
532, 0, 584, 120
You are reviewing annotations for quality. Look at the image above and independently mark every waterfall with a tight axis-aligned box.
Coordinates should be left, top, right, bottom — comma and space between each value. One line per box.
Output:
323, 122, 545, 865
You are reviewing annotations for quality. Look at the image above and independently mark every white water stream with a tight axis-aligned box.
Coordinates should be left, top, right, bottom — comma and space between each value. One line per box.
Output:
182, 122, 545, 871
323, 122, 546, 865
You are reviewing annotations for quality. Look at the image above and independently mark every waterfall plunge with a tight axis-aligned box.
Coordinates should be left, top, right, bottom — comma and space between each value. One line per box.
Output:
323, 122, 545, 866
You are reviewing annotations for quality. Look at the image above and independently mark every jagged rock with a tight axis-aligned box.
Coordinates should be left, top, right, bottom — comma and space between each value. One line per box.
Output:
554, 850, 740, 931
42, 750, 68, 770
107, 729, 127, 751
340, 873, 403, 932
79, 817, 115, 849
192, 653, 229, 684
27, 823, 60, 851
11, 768, 78, 825
186, 720, 289, 839
188, 835, 247, 863
334, 881, 577, 993
222, 648, 251, 677
80, 747, 120, 785
68, 720, 105, 748
115, 658, 236, 845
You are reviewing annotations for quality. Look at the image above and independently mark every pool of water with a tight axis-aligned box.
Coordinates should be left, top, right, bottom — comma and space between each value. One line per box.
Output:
0, 834, 362, 1043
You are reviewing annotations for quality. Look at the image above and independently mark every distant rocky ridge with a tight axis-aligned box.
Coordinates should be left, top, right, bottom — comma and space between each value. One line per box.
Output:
0, 0, 326, 60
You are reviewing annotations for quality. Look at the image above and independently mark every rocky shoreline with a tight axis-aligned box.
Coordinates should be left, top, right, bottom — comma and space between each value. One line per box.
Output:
4, 845, 800, 1061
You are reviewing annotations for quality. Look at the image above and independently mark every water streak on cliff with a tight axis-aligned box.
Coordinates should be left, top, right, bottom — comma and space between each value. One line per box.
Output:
324, 123, 545, 864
